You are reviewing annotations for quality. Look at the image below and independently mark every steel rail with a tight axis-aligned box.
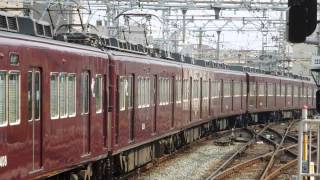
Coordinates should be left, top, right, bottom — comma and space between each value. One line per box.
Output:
206, 121, 298, 180
259, 121, 295, 180
264, 149, 318, 180
205, 125, 270, 180
208, 144, 298, 179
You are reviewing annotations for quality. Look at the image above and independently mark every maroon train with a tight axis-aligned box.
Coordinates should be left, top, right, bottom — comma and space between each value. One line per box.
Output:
0, 17, 317, 179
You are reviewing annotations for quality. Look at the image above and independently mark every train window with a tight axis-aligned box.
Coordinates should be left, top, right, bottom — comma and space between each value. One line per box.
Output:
50, 73, 59, 119
144, 77, 150, 107
193, 79, 200, 110
95, 75, 103, 113
258, 83, 265, 96
234, 81, 241, 97
138, 76, 151, 108
8, 72, 20, 125
183, 79, 189, 101
34, 72, 41, 120
0, 72, 5, 126
249, 82, 256, 96
276, 84, 280, 96
160, 77, 170, 105
294, 86, 299, 97
202, 80, 209, 99
308, 88, 312, 98
138, 77, 142, 108
242, 81, 247, 96
211, 80, 221, 98
28, 72, 32, 120
128, 76, 133, 108
281, 84, 286, 97
168, 78, 171, 104
81, 72, 90, 114
182, 79, 189, 110
119, 76, 126, 110
141, 77, 145, 107
193, 79, 200, 99
223, 81, 231, 97
157, 78, 160, 105
267, 83, 274, 96
68, 74, 76, 116
176, 78, 182, 103
287, 85, 292, 97
59, 73, 67, 118
304, 87, 307, 97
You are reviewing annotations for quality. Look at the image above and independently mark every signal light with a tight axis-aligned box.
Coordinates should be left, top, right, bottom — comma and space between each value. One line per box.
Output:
287, 0, 317, 43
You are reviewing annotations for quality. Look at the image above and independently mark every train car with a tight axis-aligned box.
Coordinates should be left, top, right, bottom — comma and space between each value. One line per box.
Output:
215, 70, 246, 118
0, 31, 110, 179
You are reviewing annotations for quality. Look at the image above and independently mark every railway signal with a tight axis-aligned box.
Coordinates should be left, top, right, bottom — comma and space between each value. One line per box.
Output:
287, 0, 317, 43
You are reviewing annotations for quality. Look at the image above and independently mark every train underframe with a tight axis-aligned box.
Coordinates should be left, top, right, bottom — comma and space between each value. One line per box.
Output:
49, 109, 315, 180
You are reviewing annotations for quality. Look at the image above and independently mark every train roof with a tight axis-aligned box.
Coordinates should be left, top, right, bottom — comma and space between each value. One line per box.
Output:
0, 31, 106, 56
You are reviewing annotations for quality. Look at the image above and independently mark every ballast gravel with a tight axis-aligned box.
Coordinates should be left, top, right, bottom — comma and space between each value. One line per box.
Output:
137, 140, 243, 180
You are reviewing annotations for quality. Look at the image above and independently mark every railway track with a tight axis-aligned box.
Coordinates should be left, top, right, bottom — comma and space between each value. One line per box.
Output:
133, 126, 254, 180
205, 120, 307, 180
133, 120, 317, 180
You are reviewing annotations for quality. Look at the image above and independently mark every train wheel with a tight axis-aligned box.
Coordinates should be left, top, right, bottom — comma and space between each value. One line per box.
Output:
79, 164, 93, 180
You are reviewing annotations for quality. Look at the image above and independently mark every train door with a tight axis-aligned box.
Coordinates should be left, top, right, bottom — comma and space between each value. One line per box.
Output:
28, 68, 42, 171
81, 71, 90, 155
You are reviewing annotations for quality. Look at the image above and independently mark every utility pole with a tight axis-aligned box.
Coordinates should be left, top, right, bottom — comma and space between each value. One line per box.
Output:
216, 30, 221, 61
182, 9, 187, 44
198, 28, 203, 59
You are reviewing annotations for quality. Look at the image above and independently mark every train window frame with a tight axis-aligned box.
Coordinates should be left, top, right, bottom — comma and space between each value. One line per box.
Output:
145, 77, 150, 108
34, 71, 41, 121
138, 76, 143, 108
159, 77, 169, 106
308, 87, 313, 98
294, 86, 299, 97
81, 72, 90, 115
50, 72, 60, 120
182, 78, 189, 111
59, 73, 68, 119
276, 84, 281, 96
287, 85, 292, 97
95, 74, 103, 113
233, 81, 241, 97
304, 87, 307, 97
183, 79, 189, 101
27, 71, 32, 121
176, 77, 182, 104
192, 78, 200, 110
67, 73, 77, 117
119, 76, 126, 111
127, 76, 133, 109
258, 83, 265, 97
193, 79, 200, 100
242, 81, 247, 97
202, 80, 209, 100
223, 80, 231, 98
281, 84, 286, 97
249, 82, 256, 96
7, 71, 21, 126
0, 71, 7, 127
267, 83, 274, 97
9, 52, 20, 66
